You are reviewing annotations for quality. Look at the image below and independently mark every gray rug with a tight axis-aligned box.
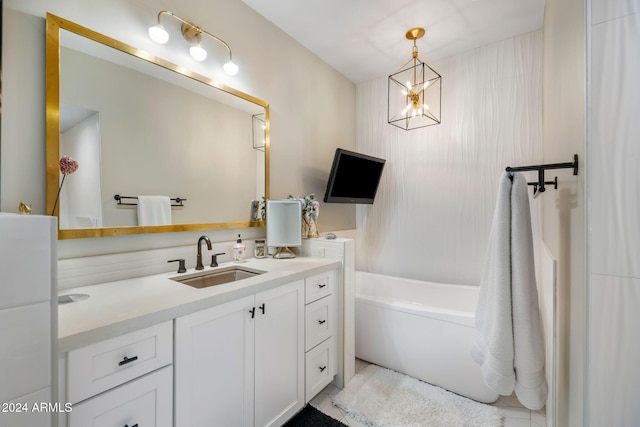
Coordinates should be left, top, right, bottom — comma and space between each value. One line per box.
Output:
333, 364, 504, 427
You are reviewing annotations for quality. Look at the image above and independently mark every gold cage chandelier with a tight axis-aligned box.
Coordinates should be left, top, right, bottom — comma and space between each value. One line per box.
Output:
388, 27, 441, 130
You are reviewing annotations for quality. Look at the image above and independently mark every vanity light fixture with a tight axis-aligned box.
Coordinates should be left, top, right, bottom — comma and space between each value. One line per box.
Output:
148, 10, 239, 76
388, 27, 441, 130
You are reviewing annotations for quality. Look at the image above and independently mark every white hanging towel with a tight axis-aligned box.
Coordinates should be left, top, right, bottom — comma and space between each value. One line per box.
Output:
471, 172, 548, 410
510, 173, 548, 410
471, 172, 515, 395
137, 195, 172, 226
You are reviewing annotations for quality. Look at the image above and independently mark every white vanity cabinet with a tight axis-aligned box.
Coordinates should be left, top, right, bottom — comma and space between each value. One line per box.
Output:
58, 256, 345, 427
303, 270, 338, 401
175, 279, 305, 427
62, 321, 173, 427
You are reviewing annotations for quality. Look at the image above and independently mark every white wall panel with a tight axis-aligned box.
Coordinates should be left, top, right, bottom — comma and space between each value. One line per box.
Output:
1, 388, 53, 427
587, 274, 640, 425
587, 5, 640, 427
355, 31, 543, 285
0, 214, 53, 309
0, 302, 52, 404
590, 12, 640, 278
592, 0, 640, 25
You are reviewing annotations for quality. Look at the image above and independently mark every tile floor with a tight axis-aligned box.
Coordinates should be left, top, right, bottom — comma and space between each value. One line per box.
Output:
309, 359, 546, 427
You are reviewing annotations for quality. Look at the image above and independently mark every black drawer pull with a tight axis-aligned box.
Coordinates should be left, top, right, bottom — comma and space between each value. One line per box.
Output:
318, 283, 327, 289
319, 365, 327, 372
318, 319, 326, 325
124, 424, 138, 427
118, 355, 138, 366
259, 303, 265, 315
250, 307, 256, 319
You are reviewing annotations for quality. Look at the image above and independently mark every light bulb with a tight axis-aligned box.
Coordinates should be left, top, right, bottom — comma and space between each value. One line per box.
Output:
223, 61, 239, 76
148, 24, 169, 44
423, 104, 430, 110
401, 89, 408, 96
423, 81, 430, 89
405, 81, 412, 91
190, 45, 207, 62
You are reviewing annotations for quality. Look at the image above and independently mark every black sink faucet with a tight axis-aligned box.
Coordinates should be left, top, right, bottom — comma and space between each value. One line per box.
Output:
196, 235, 212, 270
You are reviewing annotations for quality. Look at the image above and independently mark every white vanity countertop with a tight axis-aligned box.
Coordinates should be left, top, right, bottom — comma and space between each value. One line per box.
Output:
57, 256, 341, 352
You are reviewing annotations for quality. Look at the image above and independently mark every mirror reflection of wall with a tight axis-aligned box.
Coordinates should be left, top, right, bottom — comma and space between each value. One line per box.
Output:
59, 42, 261, 228
59, 106, 103, 228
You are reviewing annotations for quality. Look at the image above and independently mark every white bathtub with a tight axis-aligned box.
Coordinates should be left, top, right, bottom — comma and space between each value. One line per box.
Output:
355, 271, 499, 403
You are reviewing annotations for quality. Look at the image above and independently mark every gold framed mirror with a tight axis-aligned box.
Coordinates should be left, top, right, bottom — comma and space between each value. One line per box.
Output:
46, 13, 269, 239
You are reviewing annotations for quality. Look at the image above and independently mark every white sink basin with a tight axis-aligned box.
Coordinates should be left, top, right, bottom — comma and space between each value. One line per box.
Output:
171, 266, 265, 289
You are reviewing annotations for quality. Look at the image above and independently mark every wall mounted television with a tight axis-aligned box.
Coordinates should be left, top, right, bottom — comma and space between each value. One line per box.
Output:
323, 148, 386, 204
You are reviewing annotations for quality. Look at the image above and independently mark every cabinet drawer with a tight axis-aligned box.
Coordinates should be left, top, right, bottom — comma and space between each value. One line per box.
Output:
305, 296, 334, 351
67, 321, 173, 404
305, 337, 335, 402
304, 271, 333, 303
69, 366, 172, 427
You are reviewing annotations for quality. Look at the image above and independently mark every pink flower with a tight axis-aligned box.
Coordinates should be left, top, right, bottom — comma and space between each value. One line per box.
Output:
59, 156, 79, 175
51, 156, 79, 216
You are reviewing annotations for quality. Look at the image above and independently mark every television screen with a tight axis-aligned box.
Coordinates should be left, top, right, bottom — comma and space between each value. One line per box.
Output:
323, 148, 386, 204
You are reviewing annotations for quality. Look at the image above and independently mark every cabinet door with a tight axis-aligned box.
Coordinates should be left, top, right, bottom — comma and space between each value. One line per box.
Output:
254, 280, 304, 427
69, 366, 172, 427
175, 295, 254, 427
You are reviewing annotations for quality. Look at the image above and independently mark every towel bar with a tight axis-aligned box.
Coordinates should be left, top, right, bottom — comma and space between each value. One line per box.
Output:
114, 194, 186, 207
506, 154, 578, 196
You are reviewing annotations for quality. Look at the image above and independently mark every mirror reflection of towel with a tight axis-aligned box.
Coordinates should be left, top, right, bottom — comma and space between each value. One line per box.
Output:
137, 195, 171, 226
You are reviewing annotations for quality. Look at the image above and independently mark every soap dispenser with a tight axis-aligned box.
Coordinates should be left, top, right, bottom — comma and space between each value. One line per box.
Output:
233, 234, 246, 263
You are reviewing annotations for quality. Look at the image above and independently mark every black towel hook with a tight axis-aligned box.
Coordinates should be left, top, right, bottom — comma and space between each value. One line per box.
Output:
506, 154, 578, 196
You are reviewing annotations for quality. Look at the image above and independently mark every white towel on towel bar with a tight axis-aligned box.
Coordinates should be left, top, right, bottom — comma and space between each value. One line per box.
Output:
137, 195, 171, 226
510, 173, 548, 410
471, 172, 515, 395
471, 172, 548, 410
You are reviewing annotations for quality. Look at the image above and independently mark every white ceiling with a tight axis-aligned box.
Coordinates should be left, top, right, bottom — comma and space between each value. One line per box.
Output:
241, 0, 545, 84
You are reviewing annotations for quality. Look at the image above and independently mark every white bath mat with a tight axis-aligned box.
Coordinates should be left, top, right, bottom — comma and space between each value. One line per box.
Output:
333, 364, 504, 427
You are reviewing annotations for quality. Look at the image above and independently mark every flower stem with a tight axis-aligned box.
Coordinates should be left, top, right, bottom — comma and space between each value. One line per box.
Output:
51, 174, 66, 216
